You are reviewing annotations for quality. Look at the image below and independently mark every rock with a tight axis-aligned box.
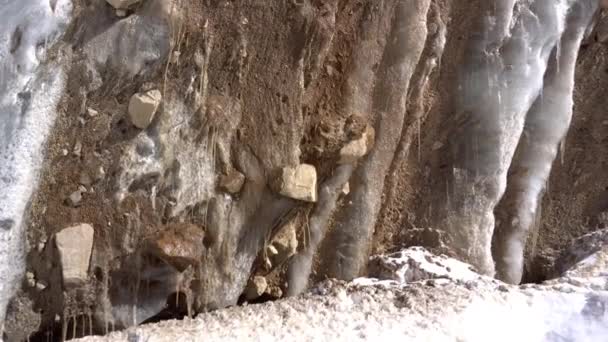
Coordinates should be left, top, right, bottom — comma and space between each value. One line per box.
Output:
338, 125, 375, 164
146, 223, 205, 272
274, 164, 317, 202
35, 281, 47, 291
219, 170, 245, 194
341, 182, 350, 195
73, 141, 82, 157
367, 247, 480, 284
266, 245, 278, 256
86, 108, 98, 117
67, 188, 83, 207
432, 141, 444, 150
106, 0, 141, 10
116, 9, 127, 17
25, 272, 35, 288
270, 221, 298, 266
55, 224, 95, 286
128, 89, 162, 129
245, 276, 268, 301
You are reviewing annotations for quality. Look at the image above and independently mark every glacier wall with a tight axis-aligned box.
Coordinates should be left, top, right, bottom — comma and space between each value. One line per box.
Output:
0, 0, 71, 331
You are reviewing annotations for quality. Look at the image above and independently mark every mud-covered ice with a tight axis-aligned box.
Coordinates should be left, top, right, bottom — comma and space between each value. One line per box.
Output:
0, 0, 72, 329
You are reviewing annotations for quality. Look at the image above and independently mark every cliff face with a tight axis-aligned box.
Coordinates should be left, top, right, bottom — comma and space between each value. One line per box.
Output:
2, 0, 608, 340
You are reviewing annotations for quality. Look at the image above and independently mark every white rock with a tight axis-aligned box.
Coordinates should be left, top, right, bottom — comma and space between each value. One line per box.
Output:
35, 281, 47, 291
128, 89, 162, 129
55, 224, 94, 286
339, 125, 375, 164
87, 108, 99, 117
25, 272, 36, 288
275, 164, 317, 202
367, 246, 481, 283
106, 0, 141, 10
245, 276, 268, 301
68, 188, 83, 207
116, 9, 127, 17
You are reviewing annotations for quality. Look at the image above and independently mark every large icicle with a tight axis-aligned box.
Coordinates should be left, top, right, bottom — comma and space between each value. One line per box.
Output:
443, 0, 574, 276
494, 0, 598, 284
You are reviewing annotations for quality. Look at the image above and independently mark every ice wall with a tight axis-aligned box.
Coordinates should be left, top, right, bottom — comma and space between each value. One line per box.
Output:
494, 0, 598, 284
0, 0, 71, 331
444, 0, 596, 278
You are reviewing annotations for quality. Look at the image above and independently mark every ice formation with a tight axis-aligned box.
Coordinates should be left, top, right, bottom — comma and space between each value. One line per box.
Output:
445, 0, 598, 282
0, 0, 72, 329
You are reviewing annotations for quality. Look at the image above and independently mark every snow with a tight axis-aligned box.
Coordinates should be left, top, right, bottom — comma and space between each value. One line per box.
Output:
0, 0, 72, 329
78, 247, 608, 342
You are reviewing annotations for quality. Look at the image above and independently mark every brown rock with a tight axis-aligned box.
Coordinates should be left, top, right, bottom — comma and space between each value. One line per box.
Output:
147, 223, 204, 271
219, 170, 245, 194
270, 221, 298, 266
244, 276, 268, 301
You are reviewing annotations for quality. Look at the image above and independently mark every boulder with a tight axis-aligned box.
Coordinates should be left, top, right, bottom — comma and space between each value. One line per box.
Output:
219, 170, 245, 194
55, 224, 95, 286
128, 89, 162, 129
367, 246, 480, 283
146, 223, 205, 272
274, 164, 317, 202
339, 125, 375, 164
244, 276, 268, 301
106, 0, 141, 10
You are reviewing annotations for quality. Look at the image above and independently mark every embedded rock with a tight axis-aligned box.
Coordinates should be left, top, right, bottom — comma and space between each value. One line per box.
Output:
128, 89, 162, 129
105, 0, 141, 10
269, 221, 298, 266
55, 224, 95, 286
338, 125, 375, 164
219, 171, 245, 194
273, 164, 317, 202
146, 223, 205, 272
244, 276, 268, 301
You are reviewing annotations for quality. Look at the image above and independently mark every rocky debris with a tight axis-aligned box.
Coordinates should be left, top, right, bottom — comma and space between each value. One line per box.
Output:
128, 89, 162, 129
367, 247, 481, 284
219, 170, 245, 194
55, 224, 95, 286
244, 276, 268, 301
106, 0, 141, 10
338, 125, 375, 164
273, 164, 317, 202
268, 221, 298, 266
146, 223, 205, 272
341, 182, 350, 195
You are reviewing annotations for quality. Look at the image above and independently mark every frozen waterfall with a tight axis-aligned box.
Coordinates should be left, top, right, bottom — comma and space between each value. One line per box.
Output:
443, 0, 598, 282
